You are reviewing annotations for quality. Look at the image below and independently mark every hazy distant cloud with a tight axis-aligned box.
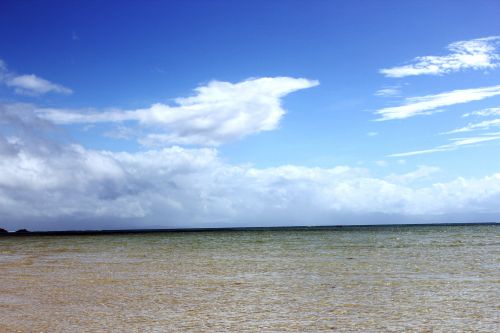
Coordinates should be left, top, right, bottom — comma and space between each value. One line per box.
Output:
389, 132, 500, 157
390, 146, 451, 157
40, 77, 318, 145
375, 85, 500, 121
386, 165, 440, 185
104, 124, 141, 140
451, 133, 500, 145
462, 107, 500, 118
374, 87, 400, 97
444, 107, 500, 133
0, 59, 72, 95
375, 160, 388, 167
380, 36, 500, 77
444, 118, 500, 134
367, 131, 379, 137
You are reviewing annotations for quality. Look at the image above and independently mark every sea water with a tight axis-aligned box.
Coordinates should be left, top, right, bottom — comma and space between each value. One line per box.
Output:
0, 225, 498, 332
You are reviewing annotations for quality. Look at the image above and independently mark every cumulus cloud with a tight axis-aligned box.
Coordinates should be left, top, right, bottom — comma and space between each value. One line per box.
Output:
39, 77, 318, 145
2, 104, 500, 230
0, 104, 138, 218
389, 132, 500, 157
380, 36, 500, 77
375, 85, 500, 121
0, 59, 72, 95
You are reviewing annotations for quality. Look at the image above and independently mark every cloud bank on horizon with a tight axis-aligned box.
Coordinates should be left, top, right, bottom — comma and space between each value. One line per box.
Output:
2, 103, 500, 230
2, 68, 500, 230
1, 1, 500, 230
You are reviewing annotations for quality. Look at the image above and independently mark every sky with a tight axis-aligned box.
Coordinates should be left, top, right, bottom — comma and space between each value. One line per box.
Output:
1, 0, 500, 231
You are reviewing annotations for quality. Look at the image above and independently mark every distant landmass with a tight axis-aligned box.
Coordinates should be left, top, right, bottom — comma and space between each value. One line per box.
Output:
0, 222, 497, 236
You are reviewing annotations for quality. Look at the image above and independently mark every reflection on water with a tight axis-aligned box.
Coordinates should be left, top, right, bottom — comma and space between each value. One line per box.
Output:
0, 225, 499, 332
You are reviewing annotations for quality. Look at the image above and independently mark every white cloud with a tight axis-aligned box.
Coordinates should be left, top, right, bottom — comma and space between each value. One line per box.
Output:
39, 77, 318, 145
386, 165, 440, 185
374, 87, 400, 97
389, 132, 500, 157
380, 36, 500, 77
451, 133, 500, 145
367, 131, 379, 137
389, 146, 453, 157
6, 74, 73, 95
444, 118, 500, 134
375, 85, 500, 121
0, 59, 73, 95
462, 107, 500, 117
2, 104, 500, 230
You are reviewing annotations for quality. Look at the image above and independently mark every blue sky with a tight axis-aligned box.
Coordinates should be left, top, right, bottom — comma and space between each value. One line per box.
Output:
1, 1, 500, 230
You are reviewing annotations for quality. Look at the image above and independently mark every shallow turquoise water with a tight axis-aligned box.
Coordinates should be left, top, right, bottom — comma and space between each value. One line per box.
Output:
0, 225, 499, 332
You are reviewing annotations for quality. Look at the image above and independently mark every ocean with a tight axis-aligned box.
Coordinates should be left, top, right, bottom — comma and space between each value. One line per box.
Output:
0, 225, 498, 332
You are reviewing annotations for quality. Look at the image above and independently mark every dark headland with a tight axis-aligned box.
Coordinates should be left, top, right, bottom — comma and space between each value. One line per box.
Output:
0, 222, 497, 237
